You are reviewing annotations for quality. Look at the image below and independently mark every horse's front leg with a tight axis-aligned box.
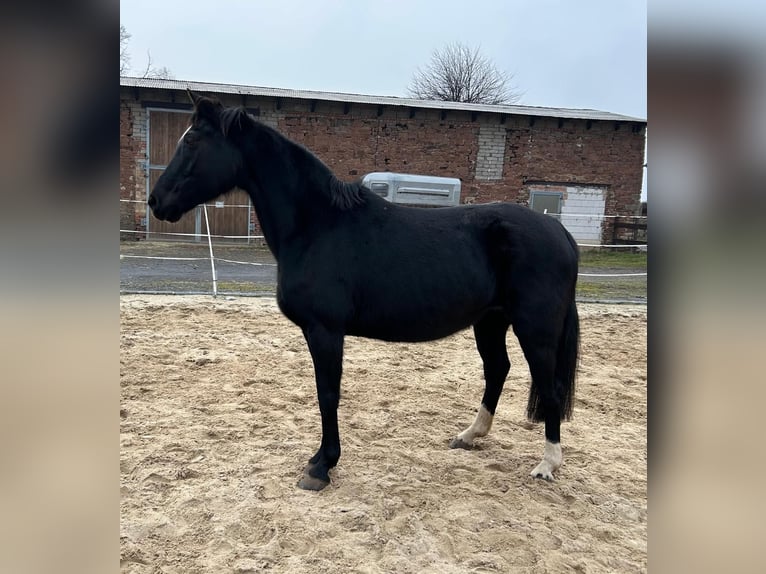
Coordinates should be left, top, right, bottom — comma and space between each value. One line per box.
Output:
298, 324, 344, 491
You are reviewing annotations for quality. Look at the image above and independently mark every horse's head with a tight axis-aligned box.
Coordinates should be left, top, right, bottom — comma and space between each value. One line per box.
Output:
148, 90, 246, 222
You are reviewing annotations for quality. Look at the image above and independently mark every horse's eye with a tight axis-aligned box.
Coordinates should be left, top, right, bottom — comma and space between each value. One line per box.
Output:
184, 133, 198, 146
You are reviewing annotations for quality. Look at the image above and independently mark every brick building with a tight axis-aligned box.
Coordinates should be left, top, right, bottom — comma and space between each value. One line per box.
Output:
120, 77, 646, 243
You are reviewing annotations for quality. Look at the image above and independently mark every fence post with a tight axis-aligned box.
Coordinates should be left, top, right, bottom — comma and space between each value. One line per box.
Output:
203, 205, 218, 298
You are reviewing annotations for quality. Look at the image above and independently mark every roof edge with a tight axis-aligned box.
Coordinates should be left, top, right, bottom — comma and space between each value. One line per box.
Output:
120, 76, 646, 124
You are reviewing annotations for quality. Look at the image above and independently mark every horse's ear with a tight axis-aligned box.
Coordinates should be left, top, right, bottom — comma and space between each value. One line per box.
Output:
186, 88, 200, 105
193, 96, 224, 127
187, 88, 221, 124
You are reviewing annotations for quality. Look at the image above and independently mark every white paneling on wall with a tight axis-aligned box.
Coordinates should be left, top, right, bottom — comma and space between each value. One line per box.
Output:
529, 184, 606, 243
560, 186, 606, 242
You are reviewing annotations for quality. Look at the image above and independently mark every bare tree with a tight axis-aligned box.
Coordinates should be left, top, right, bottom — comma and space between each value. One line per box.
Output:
138, 51, 175, 80
146, 65, 175, 80
120, 25, 131, 75
408, 42, 522, 105
120, 26, 174, 79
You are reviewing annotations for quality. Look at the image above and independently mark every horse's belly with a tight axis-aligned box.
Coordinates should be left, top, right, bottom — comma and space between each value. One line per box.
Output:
348, 319, 478, 343
347, 290, 494, 342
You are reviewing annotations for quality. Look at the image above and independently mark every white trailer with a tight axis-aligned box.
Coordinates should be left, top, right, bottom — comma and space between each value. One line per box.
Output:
361, 172, 461, 207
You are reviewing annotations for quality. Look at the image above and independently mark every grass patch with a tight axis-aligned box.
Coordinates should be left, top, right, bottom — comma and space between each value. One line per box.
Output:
216, 281, 275, 293
579, 249, 647, 270
576, 277, 647, 301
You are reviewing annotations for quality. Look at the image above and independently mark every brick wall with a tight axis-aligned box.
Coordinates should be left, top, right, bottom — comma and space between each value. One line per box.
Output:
273, 103, 645, 218
119, 99, 147, 239
120, 88, 646, 241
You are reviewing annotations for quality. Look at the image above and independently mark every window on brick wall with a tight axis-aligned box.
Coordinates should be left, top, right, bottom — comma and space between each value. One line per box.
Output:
530, 191, 562, 215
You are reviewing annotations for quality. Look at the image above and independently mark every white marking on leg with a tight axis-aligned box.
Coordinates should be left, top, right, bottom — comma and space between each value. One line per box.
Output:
530, 440, 562, 481
456, 404, 494, 447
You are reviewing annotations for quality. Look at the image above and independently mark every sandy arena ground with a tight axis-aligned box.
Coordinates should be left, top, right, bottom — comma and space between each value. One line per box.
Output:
120, 295, 646, 573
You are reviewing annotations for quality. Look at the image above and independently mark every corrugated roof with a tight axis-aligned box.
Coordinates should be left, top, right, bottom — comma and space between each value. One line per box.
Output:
120, 76, 645, 123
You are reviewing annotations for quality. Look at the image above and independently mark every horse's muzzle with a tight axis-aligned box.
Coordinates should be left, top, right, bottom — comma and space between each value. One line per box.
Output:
147, 193, 182, 222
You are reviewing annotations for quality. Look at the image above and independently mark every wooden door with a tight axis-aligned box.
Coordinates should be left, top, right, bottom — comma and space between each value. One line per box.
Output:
204, 189, 251, 240
147, 110, 252, 240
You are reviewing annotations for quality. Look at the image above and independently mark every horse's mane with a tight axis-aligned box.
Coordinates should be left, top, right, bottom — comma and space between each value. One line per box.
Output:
222, 105, 365, 211
219, 106, 249, 136
328, 177, 365, 210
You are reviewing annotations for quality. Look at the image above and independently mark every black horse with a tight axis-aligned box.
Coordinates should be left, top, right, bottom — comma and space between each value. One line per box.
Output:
149, 90, 580, 491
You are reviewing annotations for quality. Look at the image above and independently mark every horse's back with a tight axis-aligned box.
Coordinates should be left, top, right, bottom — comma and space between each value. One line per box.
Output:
343, 199, 575, 341
367, 200, 578, 281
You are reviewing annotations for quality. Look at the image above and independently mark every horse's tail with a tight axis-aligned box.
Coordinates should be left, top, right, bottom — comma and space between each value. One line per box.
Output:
526, 298, 580, 422
557, 299, 579, 421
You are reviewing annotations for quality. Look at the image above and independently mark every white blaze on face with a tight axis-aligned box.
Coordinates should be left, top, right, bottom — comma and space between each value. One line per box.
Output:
178, 125, 191, 146
456, 404, 494, 446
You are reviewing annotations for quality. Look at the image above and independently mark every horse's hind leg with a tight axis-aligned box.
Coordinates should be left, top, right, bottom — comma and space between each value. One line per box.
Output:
524, 344, 563, 480
513, 319, 566, 480
513, 296, 578, 480
450, 310, 510, 450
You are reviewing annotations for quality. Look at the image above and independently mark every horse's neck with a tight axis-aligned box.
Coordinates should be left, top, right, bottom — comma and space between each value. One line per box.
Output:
239, 125, 325, 259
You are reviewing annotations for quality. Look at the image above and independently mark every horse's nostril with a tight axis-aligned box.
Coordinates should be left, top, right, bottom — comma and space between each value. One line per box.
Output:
148, 194, 157, 209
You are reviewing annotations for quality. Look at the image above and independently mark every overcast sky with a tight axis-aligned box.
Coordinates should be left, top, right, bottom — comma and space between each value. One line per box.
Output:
120, 0, 646, 118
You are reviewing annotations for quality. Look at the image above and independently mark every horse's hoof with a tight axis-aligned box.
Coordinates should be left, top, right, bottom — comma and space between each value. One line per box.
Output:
531, 471, 554, 481
449, 437, 473, 450
530, 442, 561, 481
530, 462, 556, 481
298, 471, 330, 491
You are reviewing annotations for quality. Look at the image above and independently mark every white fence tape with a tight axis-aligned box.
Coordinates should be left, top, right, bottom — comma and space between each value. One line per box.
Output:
120, 200, 646, 293
122, 198, 645, 246
120, 198, 252, 208
120, 255, 209, 261
215, 258, 276, 267
120, 254, 277, 267
120, 229, 644, 250
119, 254, 644, 277
579, 272, 647, 277
120, 198, 647, 219
120, 229, 265, 240
577, 243, 646, 249
120, 254, 643, 279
